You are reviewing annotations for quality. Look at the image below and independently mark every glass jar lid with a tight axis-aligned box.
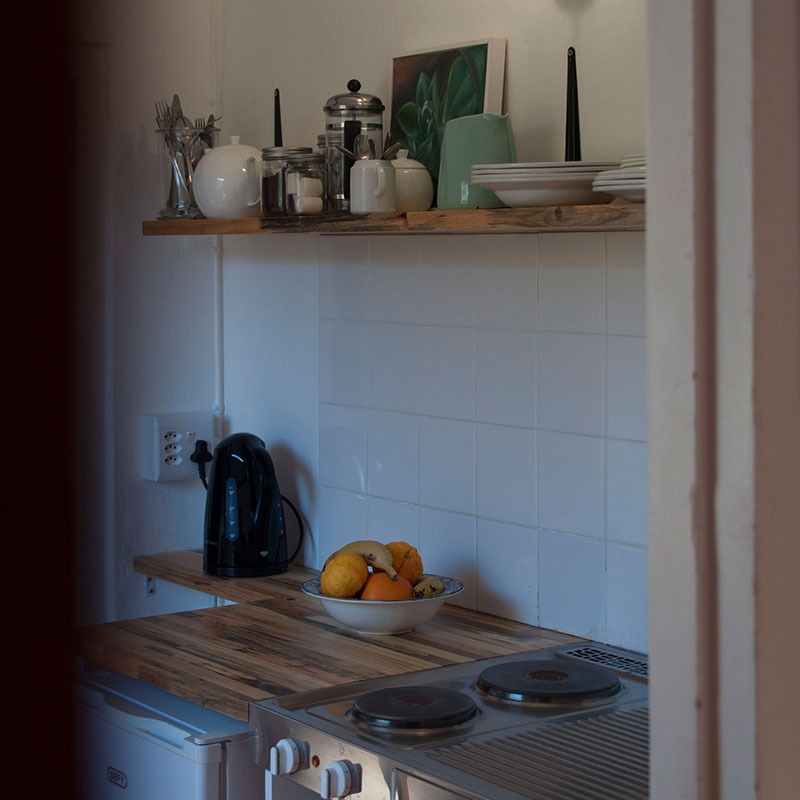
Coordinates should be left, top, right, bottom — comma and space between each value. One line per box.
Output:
323, 79, 385, 115
287, 152, 325, 166
261, 146, 313, 161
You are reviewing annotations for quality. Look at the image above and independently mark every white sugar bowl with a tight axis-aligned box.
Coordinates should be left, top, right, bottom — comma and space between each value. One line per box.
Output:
192, 136, 262, 219
391, 150, 434, 212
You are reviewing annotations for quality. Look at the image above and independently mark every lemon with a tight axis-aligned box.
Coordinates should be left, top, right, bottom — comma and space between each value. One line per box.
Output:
319, 553, 369, 598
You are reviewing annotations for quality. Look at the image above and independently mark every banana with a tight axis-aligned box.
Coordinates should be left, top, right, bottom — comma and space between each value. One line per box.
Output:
413, 576, 446, 598
325, 540, 398, 579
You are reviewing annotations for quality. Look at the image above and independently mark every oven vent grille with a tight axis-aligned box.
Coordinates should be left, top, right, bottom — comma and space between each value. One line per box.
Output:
562, 646, 649, 678
429, 706, 649, 800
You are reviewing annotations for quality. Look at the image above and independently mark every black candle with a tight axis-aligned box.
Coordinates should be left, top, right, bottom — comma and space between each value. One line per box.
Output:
274, 88, 283, 147
565, 47, 581, 161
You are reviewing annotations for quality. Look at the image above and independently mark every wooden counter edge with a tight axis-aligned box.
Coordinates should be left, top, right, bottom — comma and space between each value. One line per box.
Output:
134, 550, 317, 604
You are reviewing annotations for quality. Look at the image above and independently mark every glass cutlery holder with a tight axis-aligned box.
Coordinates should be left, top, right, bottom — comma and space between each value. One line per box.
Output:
156, 126, 217, 219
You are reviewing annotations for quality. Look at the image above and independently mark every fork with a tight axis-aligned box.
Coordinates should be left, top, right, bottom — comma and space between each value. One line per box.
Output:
156, 100, 177, 208
155, 99, 172, 131
195, 115, 220, 149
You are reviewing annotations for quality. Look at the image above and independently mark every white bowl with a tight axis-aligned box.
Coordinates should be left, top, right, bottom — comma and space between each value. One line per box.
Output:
302, 574, 463, 635
490, 186, 612, 207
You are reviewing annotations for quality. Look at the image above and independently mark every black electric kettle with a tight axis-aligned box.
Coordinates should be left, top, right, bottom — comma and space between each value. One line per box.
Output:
198, 432, 304, 577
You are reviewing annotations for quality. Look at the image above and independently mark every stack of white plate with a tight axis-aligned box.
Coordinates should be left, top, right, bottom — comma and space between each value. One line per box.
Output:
471, 160, 620, 207
592, 154, 646, 202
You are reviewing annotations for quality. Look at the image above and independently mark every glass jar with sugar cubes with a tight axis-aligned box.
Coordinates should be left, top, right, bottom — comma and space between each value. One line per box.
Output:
285, 152, 327, 215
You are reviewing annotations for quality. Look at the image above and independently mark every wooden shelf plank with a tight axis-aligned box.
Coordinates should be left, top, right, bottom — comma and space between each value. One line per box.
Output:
141, 201, 644, 237
259, 211, 408, 233
406, 200, 645, 233
142, 212, 408, 236
142, 217, 263, 236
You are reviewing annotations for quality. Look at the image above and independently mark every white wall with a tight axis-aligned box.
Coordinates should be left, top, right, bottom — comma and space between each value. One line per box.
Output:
72, 0, 647, 646
73, 0, 222, 622
314, 230, 647, 650
221, 226, 648, 652
219, 0, 645, 162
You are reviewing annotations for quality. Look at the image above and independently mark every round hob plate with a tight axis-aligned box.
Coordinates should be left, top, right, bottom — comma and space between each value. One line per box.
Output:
477, 659, 621, 703
350, 685, 478, 730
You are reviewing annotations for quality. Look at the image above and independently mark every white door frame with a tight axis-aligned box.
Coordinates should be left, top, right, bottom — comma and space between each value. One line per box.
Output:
647, 0, 800, 797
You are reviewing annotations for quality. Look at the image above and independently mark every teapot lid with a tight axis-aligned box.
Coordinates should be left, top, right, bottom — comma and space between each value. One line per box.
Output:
392, 149, 426, 169
324, 79, 385, 115
214, 135, 259, 152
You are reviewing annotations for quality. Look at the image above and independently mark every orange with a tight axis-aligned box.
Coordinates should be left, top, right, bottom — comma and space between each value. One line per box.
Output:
385, 541, 424, 585
320, 553, 369, 598
359, 571, 414, 601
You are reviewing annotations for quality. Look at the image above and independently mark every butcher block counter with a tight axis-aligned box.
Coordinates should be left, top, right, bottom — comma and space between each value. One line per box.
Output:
74, 550, 581, 722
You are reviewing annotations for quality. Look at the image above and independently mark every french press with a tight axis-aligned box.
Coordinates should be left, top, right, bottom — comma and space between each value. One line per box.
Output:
323, 79, 385, 211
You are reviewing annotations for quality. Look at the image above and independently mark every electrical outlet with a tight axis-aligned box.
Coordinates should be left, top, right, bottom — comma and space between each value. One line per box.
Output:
145, 575, 156, 596
142, 411, 214, 482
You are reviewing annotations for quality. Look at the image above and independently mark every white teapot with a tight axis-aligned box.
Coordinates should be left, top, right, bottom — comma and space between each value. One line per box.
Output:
192, 136, 261, 219
391, 150, 434, 212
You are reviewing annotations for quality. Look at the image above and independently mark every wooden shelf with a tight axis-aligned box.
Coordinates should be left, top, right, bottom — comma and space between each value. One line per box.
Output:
405, 200, 644, 233
142, 200, 645, 237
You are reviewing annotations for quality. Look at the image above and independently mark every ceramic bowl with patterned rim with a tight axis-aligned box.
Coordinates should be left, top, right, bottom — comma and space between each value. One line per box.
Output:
302, 574, 463, 635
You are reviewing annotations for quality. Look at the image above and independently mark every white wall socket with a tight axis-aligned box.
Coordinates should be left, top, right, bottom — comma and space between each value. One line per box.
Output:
142, 411, 214, 482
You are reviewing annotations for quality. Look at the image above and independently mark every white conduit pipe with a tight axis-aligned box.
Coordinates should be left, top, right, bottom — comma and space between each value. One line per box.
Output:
211, 234, 225, 442
210, 0, 225, 442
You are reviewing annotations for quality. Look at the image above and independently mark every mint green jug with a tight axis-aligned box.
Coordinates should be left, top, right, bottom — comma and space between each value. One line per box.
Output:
436, 113, 516, 209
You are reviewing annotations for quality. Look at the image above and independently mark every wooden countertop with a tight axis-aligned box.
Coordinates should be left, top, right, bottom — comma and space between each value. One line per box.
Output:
75, 551, 580, 721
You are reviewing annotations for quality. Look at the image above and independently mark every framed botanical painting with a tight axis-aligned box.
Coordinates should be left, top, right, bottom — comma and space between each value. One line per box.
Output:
388, 39, 507, 187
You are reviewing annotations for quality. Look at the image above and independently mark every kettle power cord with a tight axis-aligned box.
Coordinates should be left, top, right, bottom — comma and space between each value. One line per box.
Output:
279, 494, 305, 567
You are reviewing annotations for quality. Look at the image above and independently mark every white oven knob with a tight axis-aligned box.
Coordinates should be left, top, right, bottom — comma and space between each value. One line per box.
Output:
269, 737, 303, 775
320, 759, 361, 799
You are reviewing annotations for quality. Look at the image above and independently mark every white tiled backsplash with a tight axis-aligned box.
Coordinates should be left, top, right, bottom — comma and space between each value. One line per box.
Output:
318, 231, 648, 652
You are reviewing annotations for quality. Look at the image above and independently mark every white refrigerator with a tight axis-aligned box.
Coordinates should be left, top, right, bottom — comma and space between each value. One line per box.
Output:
74, 666, 265, 799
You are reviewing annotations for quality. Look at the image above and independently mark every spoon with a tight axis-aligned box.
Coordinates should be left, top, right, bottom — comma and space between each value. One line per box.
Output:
381, 142, 402, 161
354, 133, 374, 160
170, 94, 193, 135
166, 96, 195, 205
334, 143, 357, 160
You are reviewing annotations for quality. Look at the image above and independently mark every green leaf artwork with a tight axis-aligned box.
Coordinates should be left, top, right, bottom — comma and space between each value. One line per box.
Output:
391, 44, 489, 191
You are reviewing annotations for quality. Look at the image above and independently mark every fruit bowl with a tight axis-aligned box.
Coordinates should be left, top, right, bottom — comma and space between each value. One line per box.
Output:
301, 574, 464, 635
